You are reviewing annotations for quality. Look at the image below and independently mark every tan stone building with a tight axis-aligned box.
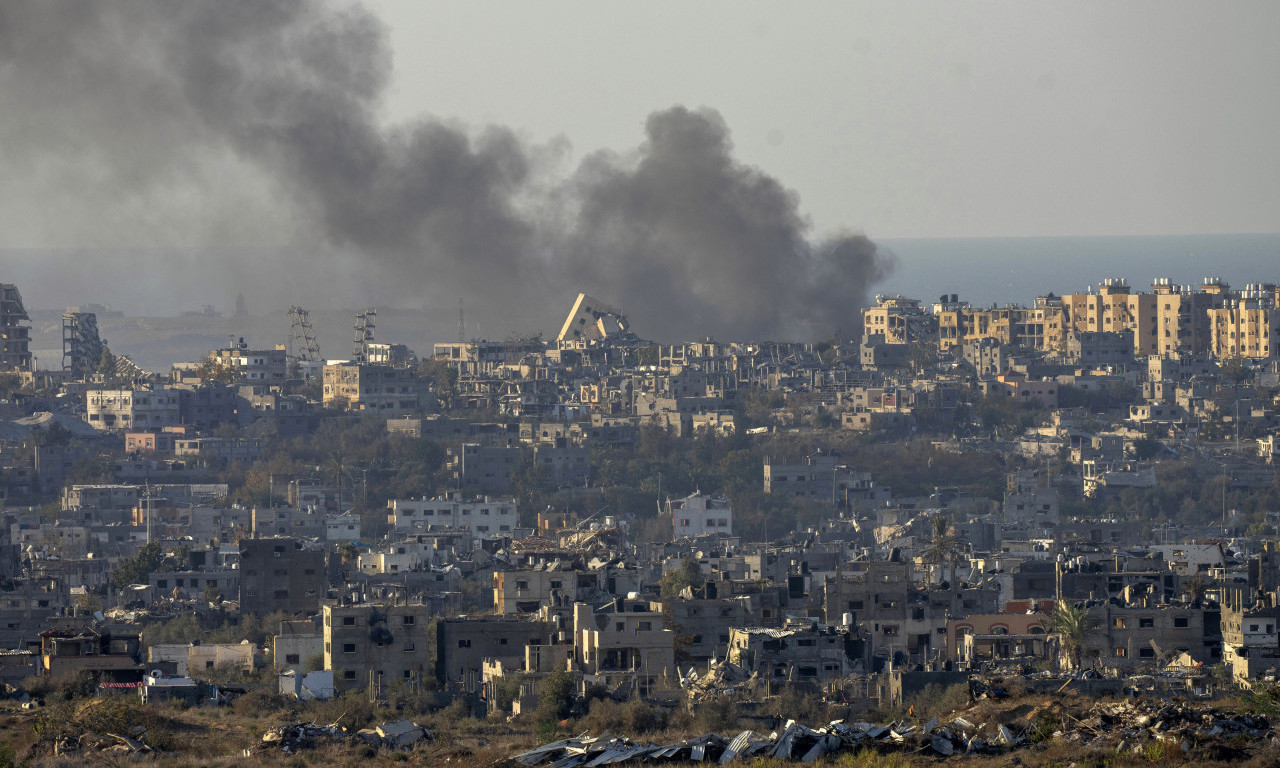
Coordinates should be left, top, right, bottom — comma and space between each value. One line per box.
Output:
1151, 278, 1221, 357
1206, 287, 1280, 360
934, 294, 1064, 353
1062, 278, 1158, 356
322, 363, 433, 415
863, 294, 930, 345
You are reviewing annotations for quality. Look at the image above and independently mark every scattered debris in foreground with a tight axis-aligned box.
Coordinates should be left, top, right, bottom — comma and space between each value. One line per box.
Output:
252, 719, 432, 755
508, 698, 1279, 766
54, 727, 154, 757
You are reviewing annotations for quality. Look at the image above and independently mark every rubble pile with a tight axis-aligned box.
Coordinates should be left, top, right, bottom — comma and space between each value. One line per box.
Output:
682, 659, 757, 701
53, 729, 154, 757
1051, 699, 1273, 754
509, 717, 1008, 766
254, 719, 433, 755
508, 700, 1278, 766
257, 721, 350, 753
355, 719, 433, 750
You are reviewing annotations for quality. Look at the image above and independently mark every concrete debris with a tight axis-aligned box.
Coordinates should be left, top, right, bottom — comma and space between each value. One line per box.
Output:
681, 659, 757, 701
54, 730, 153, 756
257, 719, 433, 754
507, 700, 1276, 766
1046, 699, 1272, 755
373, 720, 432, 750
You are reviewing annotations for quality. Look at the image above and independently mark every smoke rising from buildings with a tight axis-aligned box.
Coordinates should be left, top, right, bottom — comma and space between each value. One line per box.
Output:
0, 0, 892, 341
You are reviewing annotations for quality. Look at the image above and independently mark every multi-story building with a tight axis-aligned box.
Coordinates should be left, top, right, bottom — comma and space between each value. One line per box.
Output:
1207, 286, 1280, 360
39, 620, 143, 684
727, 622, 858, 684
1151, 278, 1219, 357
62, 310, 105, 379
322, 363, 433, 416
323, 604, 434, 691
174, 437, 264, 463
493, 565, 611, 615
668, 492, 733, 539
433, 615, 553, 687
862, 295, 931, 345
387, 494, 517, 537
446, 443, 521, 495
1222, 586, 1280, 683
1063, 278, 1161, 356
86, 387, 181, 431
663, 586, 786, 663
1080, 602, 1220, 666
822, 560, 1000, 665
936, 294, 1065, 353
210, 339, 288, 384
174, 382, 244, 429
239, 538, 327, 616
0, 283, 32, 372
531, 439, 590, 487
574, 599, 675, 687
764, 452, 839, 501
274, 619, 324, 673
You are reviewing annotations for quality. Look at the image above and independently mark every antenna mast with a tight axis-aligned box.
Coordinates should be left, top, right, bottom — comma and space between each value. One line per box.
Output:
353, 308, 376, 363
288, 306, 321, 362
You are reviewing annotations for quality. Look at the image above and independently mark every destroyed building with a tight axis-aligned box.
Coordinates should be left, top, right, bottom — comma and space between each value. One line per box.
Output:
557, 293, 631, 343
0, 283, 32, 372
727, 622, 860, 685
61, 310, 105, 379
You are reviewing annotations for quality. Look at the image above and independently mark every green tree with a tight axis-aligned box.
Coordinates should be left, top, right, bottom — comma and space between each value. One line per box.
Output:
193, 357, 238, 384
112, 541, 170, 588
660, 556, 705, 598
418, 358, 458, 410
537, 667, 576, 721
637, 344, 660, 367
0, 372, 21, 400
30, 421, 71, 447
96, 348, 117, 376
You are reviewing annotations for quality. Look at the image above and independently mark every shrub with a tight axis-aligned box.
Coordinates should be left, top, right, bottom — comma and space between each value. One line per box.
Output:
581, 698, 669, 735
692, 695, 740, 733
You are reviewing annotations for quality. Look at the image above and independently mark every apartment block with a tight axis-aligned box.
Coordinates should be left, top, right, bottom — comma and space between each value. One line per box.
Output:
324, 603, 434, 691
323, 363, 433, 415
669, 492, 733, 539
387, 494, 517, 536
0, 283, 32, 372
1207, 288, 1280, 359
239, 538, 327, 616
86, 388, 181, 431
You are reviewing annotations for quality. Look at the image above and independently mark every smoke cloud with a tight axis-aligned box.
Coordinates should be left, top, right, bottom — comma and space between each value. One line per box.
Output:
0, 0, 892, 341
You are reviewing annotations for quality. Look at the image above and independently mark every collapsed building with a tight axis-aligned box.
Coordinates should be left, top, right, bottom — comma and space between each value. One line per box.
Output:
557, 293, 631, 343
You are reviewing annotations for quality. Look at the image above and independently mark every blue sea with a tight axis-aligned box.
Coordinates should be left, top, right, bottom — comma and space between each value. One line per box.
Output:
874, 233, 1280, 308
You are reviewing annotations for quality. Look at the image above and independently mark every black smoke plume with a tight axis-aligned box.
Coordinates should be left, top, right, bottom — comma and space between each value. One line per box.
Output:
0, 0, 892, 341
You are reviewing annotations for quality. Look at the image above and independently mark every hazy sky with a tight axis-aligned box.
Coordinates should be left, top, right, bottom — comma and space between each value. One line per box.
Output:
2, 1, 1278, 335
365, 0, 1280, 239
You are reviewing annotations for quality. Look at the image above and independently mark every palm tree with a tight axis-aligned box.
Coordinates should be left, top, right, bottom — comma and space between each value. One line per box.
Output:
921, 514, 961, 586
1051, 601, 1088, 671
